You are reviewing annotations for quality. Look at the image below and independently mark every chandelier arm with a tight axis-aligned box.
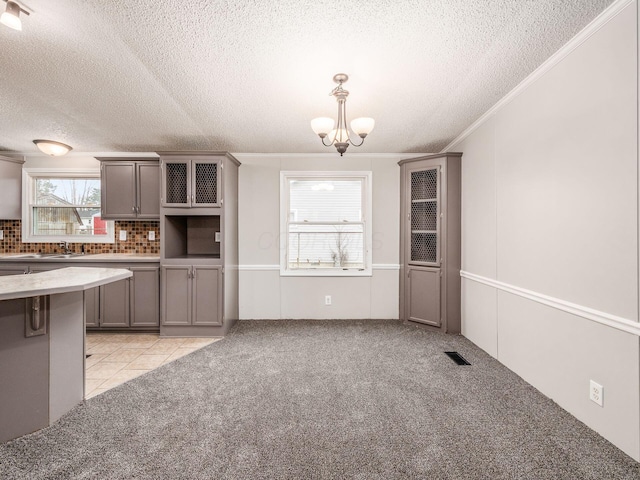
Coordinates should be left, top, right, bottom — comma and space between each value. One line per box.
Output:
349, 135, 366, 147
321, 136, 333, 147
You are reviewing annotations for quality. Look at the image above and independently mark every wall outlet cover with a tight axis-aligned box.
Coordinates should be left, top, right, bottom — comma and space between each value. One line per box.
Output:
590, 380, 604, 407
0, 230, 3, 240
325, 295, 332, 306
215, 231, 221, 242
148, 231, 155, 241
119, 230, 127, 241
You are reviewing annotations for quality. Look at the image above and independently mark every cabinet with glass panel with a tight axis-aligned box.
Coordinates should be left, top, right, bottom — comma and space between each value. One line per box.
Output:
158, 152, 240, 338
399, 153, 462, 333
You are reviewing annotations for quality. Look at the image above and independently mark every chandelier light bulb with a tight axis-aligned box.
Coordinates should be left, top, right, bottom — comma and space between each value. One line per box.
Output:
311, 117, 335, 137
0, 1, 22, 31
350, 117, 375, 137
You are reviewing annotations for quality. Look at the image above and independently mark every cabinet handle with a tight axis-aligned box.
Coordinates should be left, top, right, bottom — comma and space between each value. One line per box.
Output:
132, 206, 136, 212
191, 194, 194, 203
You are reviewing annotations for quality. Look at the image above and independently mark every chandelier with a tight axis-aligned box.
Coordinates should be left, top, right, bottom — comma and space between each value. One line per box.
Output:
311, 73, 375, 156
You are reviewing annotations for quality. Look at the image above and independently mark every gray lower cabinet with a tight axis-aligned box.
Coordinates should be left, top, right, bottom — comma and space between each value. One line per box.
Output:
0, 261, 159, 330
130, 267, 160, 327
0, 266, 28, 275
100, 278, 130, 327
85, 287, 100, 328
90, 265, 160, 330
162, 265, 222, 326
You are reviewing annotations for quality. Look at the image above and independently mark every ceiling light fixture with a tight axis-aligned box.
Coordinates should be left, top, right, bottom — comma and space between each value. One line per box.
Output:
311, 73, 375, 156
33, 140, 73, 156
1, 1, 29, 31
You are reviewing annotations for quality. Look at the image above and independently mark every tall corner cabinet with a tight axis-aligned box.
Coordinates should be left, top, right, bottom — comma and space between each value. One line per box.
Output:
399, 152, 462, 333
157, 151, 240, 337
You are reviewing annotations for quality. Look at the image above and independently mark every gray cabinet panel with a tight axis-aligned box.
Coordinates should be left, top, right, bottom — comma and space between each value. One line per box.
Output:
407, 267, 441, 327
137, 163, 160, 219
0, 298, 49, 443
100, 278, 130, 327
101, 162, 137, 219
0, 156, 24, 220
84, 287, 99, 327
162, 266, 191, 325
193, 266, 221, 326
130, 267, 159, 327
0, 267, 28, 276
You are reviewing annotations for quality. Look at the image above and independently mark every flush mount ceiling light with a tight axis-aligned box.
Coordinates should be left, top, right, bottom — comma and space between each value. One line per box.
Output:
33, 140, 73, 156
311, 73, 375, 156
1, 1, 29, 31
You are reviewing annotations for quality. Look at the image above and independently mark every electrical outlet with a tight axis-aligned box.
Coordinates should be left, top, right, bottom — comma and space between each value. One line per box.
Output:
119, 230, 127, 241
215, 232, 221, 242
0, 230, 3, 240
148, 231, 155, 241
590, 380, 603, 407
325, 295, 332, 306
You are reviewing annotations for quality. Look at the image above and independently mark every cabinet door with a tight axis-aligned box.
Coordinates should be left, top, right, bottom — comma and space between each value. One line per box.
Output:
0, 267, 28, 275
192, 159, 221, 207
130, 267, 160, 327
84, 287, 100, 328
161, 266, 191, 325
136, 163, 160, 219
162, 160, 191, 207
100, 278, 130, 327
101, 162, 137, 219
407, 267, 441, 327
407, 166, 440, 266
192, 266, 222, 325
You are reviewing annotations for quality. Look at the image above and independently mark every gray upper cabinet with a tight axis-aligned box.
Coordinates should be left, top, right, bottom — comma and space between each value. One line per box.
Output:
98, 158, 160, 220
161, 156, 221, 208
0, 155, 24, 220
399, 152, 462, 334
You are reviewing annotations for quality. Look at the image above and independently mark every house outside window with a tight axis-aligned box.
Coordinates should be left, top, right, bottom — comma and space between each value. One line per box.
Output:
280, 171, 372, 276
22, 169, 114, 243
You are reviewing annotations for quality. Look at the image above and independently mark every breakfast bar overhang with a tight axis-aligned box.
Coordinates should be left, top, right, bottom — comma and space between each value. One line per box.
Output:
0, 267, 132, 443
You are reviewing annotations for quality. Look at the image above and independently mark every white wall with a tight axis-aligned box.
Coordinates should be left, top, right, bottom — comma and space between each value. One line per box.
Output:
450, 0, 640, 460
236, 153, 413, 320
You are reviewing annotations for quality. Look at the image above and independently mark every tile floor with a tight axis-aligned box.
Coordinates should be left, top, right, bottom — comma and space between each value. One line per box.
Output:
85, 333, 221, 399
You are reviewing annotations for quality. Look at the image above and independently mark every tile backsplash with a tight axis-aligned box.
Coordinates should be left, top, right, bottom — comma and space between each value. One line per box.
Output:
0, 220, 160, 254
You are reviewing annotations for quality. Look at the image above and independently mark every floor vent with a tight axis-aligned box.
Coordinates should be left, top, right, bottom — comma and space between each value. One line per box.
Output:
86, 354, 92, 359
445, 351, 470, 365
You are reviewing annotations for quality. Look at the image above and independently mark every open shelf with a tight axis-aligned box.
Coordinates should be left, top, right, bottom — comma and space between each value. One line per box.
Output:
163, 215, 221, 259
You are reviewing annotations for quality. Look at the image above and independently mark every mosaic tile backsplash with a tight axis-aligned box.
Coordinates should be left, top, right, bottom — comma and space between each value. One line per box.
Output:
0, 220, 160, 255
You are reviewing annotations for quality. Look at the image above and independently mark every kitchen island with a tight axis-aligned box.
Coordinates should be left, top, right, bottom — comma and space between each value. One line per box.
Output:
0, 267, 132, 443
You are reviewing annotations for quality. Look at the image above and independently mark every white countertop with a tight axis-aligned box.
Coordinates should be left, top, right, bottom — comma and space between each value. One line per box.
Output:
0, 267, 132, 301
0, 253, 159, 262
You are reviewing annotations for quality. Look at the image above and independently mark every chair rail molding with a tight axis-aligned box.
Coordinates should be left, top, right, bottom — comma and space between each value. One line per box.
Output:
461, 270, 640, 337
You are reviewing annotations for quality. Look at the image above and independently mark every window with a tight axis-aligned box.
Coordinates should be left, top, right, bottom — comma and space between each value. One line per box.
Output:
280, 171, 372, 276
22, 169, 114, 243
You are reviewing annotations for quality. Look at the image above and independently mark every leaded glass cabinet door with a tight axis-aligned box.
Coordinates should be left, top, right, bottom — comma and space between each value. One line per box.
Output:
162, 159, 191, 207
192, 159, 221, 207
408, 166, 440, 266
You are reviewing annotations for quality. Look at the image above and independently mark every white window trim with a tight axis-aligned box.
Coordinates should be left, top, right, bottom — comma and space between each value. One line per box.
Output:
280, 170, 373, 277
22, 168, 115, 244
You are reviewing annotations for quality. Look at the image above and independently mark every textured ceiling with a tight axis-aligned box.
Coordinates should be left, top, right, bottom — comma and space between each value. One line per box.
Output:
0, 0, 615, 155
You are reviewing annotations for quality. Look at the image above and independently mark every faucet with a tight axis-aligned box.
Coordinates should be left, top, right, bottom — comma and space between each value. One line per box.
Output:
59, 241, 72, 254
